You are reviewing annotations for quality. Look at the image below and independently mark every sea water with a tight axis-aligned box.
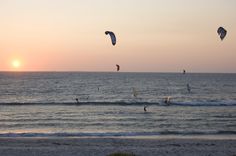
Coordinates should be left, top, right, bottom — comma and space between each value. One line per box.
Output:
0, 72, 235, 137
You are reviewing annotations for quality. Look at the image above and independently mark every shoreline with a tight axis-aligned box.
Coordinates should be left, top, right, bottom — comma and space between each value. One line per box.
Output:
0, 136, 236, 156
1, 134, 236, 139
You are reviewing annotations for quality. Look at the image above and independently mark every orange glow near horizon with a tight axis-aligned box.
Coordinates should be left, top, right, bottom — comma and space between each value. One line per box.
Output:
11, 59, 21, 69
0, 1, 236, 73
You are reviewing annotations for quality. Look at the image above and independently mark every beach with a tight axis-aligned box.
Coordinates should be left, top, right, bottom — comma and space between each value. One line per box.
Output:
0, 136, 236, 156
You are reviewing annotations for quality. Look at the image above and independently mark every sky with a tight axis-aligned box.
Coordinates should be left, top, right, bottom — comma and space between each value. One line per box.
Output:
0, 0, 236, 72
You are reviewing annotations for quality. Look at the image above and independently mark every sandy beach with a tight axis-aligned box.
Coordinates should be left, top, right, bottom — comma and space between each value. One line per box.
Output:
0, 136, 236, 156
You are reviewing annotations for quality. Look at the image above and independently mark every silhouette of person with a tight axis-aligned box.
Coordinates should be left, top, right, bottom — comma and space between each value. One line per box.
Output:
187, 84, 191, 93
75, 98, 79, 104
144, 105, 148, 112
164, 97, 171, 105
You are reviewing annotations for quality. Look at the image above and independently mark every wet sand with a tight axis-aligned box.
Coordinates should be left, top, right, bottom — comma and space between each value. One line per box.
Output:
0, 137, 236, 156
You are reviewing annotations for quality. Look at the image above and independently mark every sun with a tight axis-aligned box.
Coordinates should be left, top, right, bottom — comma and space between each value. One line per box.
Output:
12, 60, 21, 68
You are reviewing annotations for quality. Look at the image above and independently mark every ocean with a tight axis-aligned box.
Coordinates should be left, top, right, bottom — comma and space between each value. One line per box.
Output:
0, 72, 236, 137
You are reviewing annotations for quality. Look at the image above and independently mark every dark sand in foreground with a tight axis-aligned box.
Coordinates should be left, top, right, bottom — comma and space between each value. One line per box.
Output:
0, 137, 236, 156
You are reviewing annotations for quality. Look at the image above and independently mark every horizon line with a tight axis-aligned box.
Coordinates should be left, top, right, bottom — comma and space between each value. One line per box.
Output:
0, 70, 235, 74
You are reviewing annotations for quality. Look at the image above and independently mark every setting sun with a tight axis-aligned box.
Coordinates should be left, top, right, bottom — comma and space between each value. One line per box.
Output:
12, 60, 21, 68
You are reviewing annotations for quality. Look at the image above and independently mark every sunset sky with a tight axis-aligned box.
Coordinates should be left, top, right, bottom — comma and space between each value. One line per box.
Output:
0, 0, 236, 72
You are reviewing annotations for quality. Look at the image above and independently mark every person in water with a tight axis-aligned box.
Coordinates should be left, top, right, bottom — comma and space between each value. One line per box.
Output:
164, 96, 171, 105
75, 98, 79, 104
187, 83, 191, 93
144, 105, 148, 112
